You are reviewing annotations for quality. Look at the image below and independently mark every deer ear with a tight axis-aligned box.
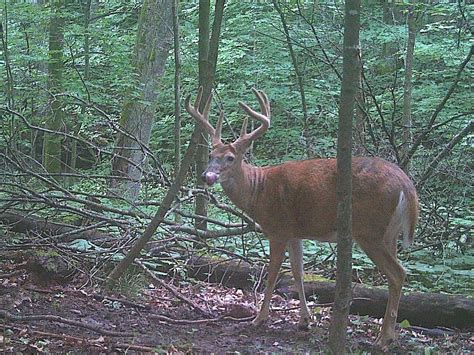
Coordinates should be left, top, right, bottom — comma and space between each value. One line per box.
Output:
233, 117, 250, 153
232, 140, 250, 155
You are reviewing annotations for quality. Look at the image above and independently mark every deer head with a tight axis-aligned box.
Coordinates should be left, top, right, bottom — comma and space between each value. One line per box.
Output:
185, 87, 271, 186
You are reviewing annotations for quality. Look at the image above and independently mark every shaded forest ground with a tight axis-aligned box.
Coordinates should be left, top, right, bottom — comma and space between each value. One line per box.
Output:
1, 255, 472, 353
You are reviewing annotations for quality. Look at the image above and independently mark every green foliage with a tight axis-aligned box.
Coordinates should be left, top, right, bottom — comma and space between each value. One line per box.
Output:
1, 1, 472, 296
405, 248, 474, 295
114, 267, 148, 299
399, 319, 411, 328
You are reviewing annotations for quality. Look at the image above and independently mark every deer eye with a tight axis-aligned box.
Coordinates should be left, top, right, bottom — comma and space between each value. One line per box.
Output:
225, 155, 235, 162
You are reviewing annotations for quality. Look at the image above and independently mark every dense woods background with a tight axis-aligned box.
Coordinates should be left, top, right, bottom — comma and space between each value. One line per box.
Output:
0, 0, 472, 352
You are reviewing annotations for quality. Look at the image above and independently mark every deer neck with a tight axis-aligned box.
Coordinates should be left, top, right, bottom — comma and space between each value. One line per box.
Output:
220, 161, 264, 216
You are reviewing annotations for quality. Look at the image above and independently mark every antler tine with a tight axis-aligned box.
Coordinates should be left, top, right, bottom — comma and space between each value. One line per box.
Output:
258, 89, 271, 118
194, 86, 203, 109
235, 88, 271, 149
185, 87, 218, 139
240, 117, 248, 137
202, 89, 213, 119
212, 111, 224, 147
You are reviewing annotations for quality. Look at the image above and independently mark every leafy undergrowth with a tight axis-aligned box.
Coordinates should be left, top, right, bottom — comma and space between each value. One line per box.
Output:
0, 261, 472, 353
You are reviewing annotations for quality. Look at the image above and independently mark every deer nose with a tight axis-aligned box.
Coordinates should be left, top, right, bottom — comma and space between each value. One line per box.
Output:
202, 171, 219, 185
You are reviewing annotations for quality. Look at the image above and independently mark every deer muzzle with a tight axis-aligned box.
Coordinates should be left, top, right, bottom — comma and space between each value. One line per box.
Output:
202, 158, 222, 186
202, 171, 219, 185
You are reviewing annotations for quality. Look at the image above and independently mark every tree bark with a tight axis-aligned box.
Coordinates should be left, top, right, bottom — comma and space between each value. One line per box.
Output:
401, 2, 416, 173
110, 0, 173, 201
172, 0, 182, 223
42, 0, 65, 174
381, 0, 403, 71
194, 0, 225, 231
0, 13, 14, 109
353, 44, 366, 155
329, 0, 360, 352
172, 0, 181, 178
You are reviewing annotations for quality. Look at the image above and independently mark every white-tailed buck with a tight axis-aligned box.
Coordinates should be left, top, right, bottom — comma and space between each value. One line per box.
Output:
186, 87, 419, 346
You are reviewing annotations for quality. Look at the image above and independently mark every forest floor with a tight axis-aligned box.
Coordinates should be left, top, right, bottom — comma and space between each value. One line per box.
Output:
0, 257, 473, 354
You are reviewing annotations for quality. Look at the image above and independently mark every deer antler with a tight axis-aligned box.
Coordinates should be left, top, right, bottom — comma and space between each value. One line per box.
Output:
235, 88, 271, 150
185, 87, 223, 147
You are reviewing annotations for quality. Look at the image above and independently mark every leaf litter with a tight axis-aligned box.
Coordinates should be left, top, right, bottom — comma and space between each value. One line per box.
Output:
0, 261, 472, 353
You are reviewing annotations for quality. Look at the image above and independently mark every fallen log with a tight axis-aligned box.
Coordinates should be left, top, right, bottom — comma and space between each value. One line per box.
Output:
187, 255, 474, 330
0, 212, 109, 242
283, 279, 474, 329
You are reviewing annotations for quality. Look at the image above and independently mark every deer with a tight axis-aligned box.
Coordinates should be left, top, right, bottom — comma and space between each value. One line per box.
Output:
185, 87, 419, 346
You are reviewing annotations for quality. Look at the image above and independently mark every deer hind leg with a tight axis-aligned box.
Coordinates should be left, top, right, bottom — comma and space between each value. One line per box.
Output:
252, 239, 287, 327
358, 238, 406, 347
288, 239, 311, 330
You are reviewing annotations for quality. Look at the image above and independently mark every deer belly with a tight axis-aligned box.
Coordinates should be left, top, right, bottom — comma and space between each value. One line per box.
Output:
294, 207, 337, 242
303, 232, 338, 243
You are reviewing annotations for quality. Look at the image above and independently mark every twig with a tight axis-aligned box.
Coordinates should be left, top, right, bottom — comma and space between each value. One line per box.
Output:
71, 290, 150, 310
0, 107, 154, 180
4, 324, 158, 352
167, 223, 257, 239
112, 343, 159, 352
135, 259, 213, 318
23, 287, 151, 310
3, 324, 101, 347
408, 325, 455, 337
417, 120, 474, 188
0, 309, 133, 337
0, 270, 23, 278
150, 313, 254, 324
400, 45, 473, 169
273, 302, 334, 312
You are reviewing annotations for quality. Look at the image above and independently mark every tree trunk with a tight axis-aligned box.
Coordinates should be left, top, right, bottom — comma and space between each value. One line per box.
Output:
381, 0, 403, 73
172, 0, 182, 223
172, 0, 181, 178
354, 44, 366, 155
66, 0, 92, 186
194, 0, 225, 231
42, 0, 65, 174
1, 5, 17, 153
110, 0, 173, 201
401, 3, 416, 172
0, 13, 14, 109
328, 0, 360, 352
195, 0, 211, 232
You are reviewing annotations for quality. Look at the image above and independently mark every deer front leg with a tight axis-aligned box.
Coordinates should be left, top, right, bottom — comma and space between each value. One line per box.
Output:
252, 239, 287, 326
288, 239, 311, 330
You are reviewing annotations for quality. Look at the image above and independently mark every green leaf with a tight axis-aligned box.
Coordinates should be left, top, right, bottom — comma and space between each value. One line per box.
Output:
68, 239, 94, 251
400, 319, 411, 328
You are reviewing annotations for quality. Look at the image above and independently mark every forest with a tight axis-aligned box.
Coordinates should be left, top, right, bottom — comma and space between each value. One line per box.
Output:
0, 0, 473, 353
